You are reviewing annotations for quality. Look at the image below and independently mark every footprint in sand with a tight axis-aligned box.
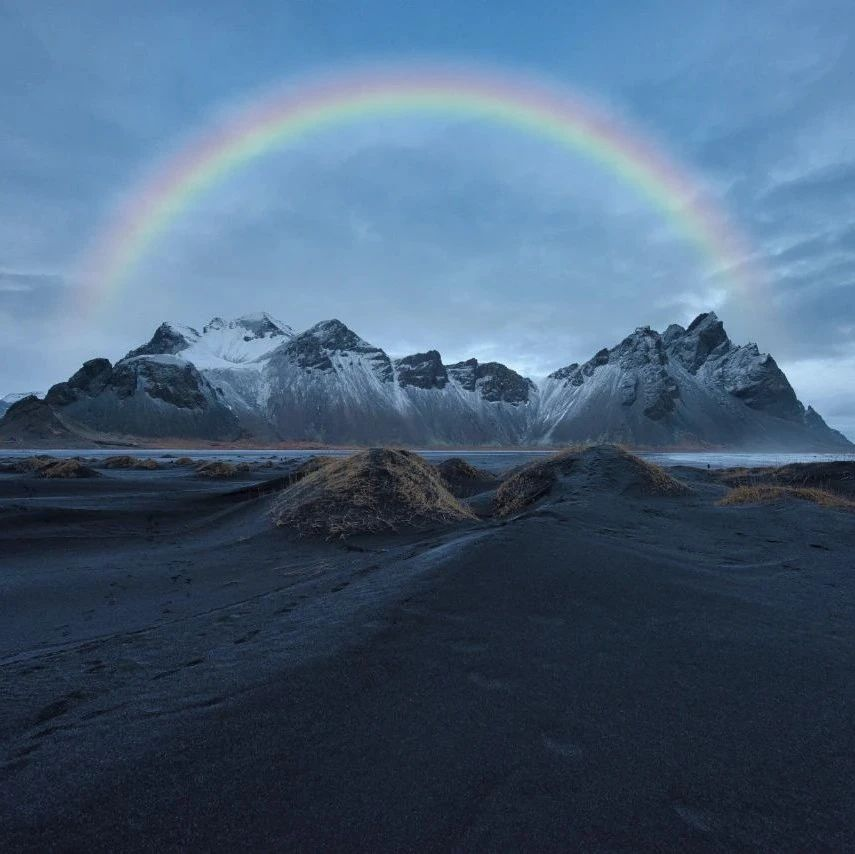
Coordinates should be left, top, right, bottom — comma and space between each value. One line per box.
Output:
541, 734, 581, 758
469, 672, 512, 692
34, 690, 87, 725
672, 802, 715, 833
449, 640, 488, 654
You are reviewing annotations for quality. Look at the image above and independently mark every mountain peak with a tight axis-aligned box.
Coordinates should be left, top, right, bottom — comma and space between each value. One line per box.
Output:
686, 310, 720, 332
232, 312, 293, 339
303, 319, 373, 352
667, 310, 730, 373
127, 312, 293, 369
395, 350, 448, 390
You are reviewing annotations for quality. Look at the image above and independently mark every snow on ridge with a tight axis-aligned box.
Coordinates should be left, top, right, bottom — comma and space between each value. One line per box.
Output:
154, 312, 294, 369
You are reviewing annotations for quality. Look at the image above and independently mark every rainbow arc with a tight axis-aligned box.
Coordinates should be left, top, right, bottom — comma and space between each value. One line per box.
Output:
77, 63, 762, 315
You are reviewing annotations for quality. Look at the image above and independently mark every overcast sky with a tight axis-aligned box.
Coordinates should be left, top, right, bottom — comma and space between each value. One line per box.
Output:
1, 0, 854, 436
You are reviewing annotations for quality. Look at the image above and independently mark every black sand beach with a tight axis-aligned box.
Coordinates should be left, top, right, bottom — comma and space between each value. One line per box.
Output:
1, 450, 855, 851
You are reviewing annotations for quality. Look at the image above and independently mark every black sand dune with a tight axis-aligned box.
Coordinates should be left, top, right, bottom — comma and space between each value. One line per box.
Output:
1, 448, 855, 851
272, 448, 475, 537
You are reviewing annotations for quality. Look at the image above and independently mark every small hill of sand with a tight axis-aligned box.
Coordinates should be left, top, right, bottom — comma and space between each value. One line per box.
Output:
272, 448, 475, 538
195, 461, 250, 478
719, 484, 855, 510
38, 459, 100, 479
0, 454, 58, 474
102, 455, 160, 470
434, 458, 498, 498
0, 455, 99, 478
496, 444, 689, 516
720, 461, 855, 499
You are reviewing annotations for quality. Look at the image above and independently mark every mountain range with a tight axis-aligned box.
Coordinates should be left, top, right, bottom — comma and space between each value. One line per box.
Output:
1, 311, 850, 450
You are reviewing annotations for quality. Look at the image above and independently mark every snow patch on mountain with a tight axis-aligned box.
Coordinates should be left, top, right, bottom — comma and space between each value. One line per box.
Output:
127, 312, 293, 369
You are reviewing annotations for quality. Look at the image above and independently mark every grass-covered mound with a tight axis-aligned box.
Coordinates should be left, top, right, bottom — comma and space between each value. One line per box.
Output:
495, 444, 689, 516
0, 454, 58, 474
0, 455, 99, 478
719, 484, 855, 510
38, 459, 100, 479
195, 461, 250, 478
580, 446, 690, 498
720, 461, 855, 499
495, 449, 578, 517
272, 448, 475, 538
435, 457, 498, 498
102, 455, 160, 470
292, 455, 335, 479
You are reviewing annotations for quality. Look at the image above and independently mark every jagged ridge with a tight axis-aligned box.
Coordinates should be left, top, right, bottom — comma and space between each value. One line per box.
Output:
1, 311, 850, 450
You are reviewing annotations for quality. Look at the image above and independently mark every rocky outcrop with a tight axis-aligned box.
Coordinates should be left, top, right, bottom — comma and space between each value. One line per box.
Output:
34, 355, 242, 441
126, 323, 198, 359
446, 359, 533, 404
395, 351, 448, 390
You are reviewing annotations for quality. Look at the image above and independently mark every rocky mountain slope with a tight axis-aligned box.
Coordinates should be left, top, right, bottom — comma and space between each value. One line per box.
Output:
0, 391, 45, 419
1, 311, 850, 449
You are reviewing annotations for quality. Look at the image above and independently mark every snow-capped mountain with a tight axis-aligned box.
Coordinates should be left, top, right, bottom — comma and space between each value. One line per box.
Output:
1, 311, 851, 450
535, 313, 849, 448
126, 312, 293, 369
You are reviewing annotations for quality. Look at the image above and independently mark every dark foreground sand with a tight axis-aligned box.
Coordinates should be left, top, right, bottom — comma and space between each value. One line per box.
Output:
1, 455, 854, 851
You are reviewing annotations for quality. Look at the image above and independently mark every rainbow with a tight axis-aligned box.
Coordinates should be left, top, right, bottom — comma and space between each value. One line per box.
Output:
77, 62, 761, 313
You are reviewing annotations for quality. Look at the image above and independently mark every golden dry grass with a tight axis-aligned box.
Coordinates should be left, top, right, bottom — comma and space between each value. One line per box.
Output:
292, 455, 335, 479
272, 448, 475, 538
628, 453, 691, 496
2, 454, 58, 473
495, 448, 581, 517
102, 455, 160, 470
195, 460, 250, 478
718, 484, 855, 510
38, 459, 99, 479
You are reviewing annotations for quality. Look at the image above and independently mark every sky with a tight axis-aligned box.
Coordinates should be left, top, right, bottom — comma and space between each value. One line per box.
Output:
1, 0, 854, 436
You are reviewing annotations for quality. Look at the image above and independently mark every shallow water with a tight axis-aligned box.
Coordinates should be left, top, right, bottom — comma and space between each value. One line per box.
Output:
3, 447, 855, 472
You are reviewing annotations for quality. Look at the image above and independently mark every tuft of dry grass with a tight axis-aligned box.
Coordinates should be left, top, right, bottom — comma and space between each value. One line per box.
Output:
628, 453, 691, 496
174, 456, 195, 466
195, 460, 250, 478
102, 455, 160, 470
292, 455, 335, 479
719, 461, 855, 501
718, 484, 855, 510
495, 448, 580, 517
38, 458, 99, 479
272, 447, 475, 538
1, 454, 58, 474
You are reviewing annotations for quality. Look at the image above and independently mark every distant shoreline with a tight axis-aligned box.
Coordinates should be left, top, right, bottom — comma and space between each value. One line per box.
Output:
3, 438, 848, 454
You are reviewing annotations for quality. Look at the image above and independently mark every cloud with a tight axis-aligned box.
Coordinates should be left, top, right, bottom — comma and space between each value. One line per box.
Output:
781, 353, 855, 440
0, 270, 63, 303
0, 0, 854, 433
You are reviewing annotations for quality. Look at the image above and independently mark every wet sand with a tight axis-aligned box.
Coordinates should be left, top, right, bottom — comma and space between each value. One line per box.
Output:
1, 458, 854, 851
